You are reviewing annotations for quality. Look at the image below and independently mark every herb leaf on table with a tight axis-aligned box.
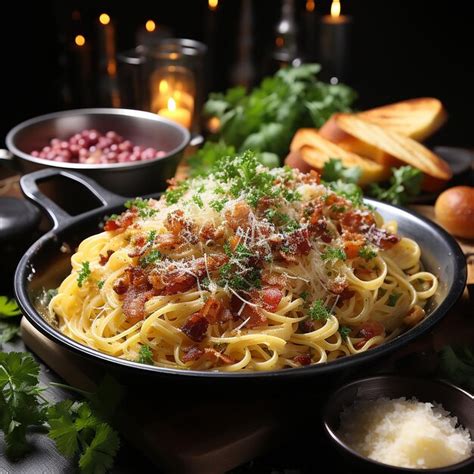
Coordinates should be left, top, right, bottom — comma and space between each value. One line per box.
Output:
0, 296, 22, 346
438, 344, 474, 393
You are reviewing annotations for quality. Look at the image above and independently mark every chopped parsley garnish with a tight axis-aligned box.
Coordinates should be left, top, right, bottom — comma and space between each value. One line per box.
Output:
321, 247, 346, 261
358, 246, 377, 260
106, 213, 119, 222
300, 291, 309, 301
165, 181, 189, 204
147, 230, 157, 243
124, 198, 157, 218
322, 158, 361, 184
284, 219, 301, 233
137, 345, 154, 365
309, 299, 331, 321
388, 292, 402, 307
97, 280, 105, 289
264, 209, 300, 232
328, 181, 363, 206
192, 194, 204, 208
219, 240, 261, 290
77, 262, 91, 288
339, 326, 351, 339
210, 199, 226, 212
139, 249, 162, 267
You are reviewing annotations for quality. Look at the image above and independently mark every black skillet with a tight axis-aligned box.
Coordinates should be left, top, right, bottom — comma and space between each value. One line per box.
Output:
14, 169, 467, 385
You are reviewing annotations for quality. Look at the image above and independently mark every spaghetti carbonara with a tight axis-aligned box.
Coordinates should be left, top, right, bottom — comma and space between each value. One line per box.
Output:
48, 152, 438, 371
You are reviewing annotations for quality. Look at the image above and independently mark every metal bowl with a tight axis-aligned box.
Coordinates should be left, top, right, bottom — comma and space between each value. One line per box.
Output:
323, 375, 474, 473
1, 108, 190, 196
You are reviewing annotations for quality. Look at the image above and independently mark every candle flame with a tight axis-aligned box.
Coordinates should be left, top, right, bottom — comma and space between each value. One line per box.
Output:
99, 13, 110, 25
209, 0, 218, 11
168, 97, 176, 111
306, 0, 315, 12
159, 80, 169, 94
75, 35, 86, 47
330, 0, 341, 18
145, 20, 156, 32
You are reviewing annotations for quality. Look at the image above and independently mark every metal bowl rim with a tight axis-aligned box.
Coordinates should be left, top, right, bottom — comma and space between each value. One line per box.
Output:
14, 198, 467, 380
6, 108, 191, 171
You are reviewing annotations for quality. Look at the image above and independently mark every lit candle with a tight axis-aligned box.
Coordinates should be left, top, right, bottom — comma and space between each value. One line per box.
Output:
304, 0, 317, 61
97, 13, 119, 106
135, 19, 171, 47
319, 0, 352, 81
158, 97, 192, 129
71, 34, 93, 105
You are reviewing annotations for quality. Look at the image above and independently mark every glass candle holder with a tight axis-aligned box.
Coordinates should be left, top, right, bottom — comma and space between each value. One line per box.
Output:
144, 39, 207, 133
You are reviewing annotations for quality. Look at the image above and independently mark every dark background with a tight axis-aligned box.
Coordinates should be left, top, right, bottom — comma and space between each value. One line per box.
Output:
1, 0, 472, 147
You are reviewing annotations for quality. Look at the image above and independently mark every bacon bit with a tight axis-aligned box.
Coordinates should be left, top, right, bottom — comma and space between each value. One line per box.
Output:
104, 211, 135, 232
301, 169, 320, 185
162, 271, 196, 295
309, 219, 327, 238
113, 278, 128, 295
300, 320, 315, 333
357, 321, 384, 341
166, 177, 179, 188
262, 286, 283, 312
199, 223, 224, 242
355, 266, 373, 279
278, 250, 298, 263
165, 209, 185, 234
366, 226, 400, 250
403, 305, 425, 327
155, 232, 179, 250
242, 305, 267, 328
287, 228, 312, 255
309, 203, 324, 225
203, 348, 234, 364
328, 279, 348, 295
262, 271, 287, 288
181, 313, 209, 342
123, 288, 154, 322
339, 287, 355, 301
200, 298, 222, 324
99, 250, 114, 266
256, 196, 275, 213
341, 210, 376, 233
344, 234, 365, 259
228, 234, 241, 252
321, 233, 332, 243
293, 354, 312, 366
182, 345, 204, 362
226, 201, 251, 231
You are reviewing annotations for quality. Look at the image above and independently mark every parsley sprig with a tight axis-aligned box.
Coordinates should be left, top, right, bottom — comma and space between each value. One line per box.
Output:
137, 345, 154, 365
309, 300, 331, 321
77, 262, 91, 288
0, 352, 122, 472
124, 198, 157, 219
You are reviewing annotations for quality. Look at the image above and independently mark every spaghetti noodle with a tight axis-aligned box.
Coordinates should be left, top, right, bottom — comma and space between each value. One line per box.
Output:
49, 152, 438, 371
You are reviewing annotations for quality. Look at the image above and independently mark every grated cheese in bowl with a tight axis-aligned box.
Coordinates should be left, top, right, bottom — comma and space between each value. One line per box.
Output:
337, 397, 473, 469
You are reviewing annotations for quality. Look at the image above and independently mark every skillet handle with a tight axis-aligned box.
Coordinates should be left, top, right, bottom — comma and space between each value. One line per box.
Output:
20, 169, 125, 230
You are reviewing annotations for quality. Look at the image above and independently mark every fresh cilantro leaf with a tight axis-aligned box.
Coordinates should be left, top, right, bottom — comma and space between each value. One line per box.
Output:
322, 158, 361, 184
138, 345, 154, 365
328, 181, 363, 206
0, 321, 20, 344
48, 399, 120, 474
77, 262, 91, 288
387, 292, 401, 307
79, 421, 120, 474
139, 249, 162, 267
0, 352, 47, 459
0, 296, 21, 317
203, 64, 355, 158
321, 247, 346, 261
309, 300, 331, 321
339, 326, 351, 339
438, 345, 474, 393
358, 246, 377, 260
368, 166, 422, 205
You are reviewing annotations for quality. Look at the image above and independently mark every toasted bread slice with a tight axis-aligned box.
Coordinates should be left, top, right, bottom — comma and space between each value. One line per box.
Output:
334, 114, 452, 180
358, 98, 447, 141
291, 129, 390, 185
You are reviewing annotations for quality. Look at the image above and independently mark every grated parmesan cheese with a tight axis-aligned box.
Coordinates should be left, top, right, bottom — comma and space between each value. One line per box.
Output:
337, 397, 473, 469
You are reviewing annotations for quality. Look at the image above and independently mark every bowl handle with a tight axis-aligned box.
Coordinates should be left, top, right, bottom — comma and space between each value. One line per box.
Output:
20, 169, 126, 230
